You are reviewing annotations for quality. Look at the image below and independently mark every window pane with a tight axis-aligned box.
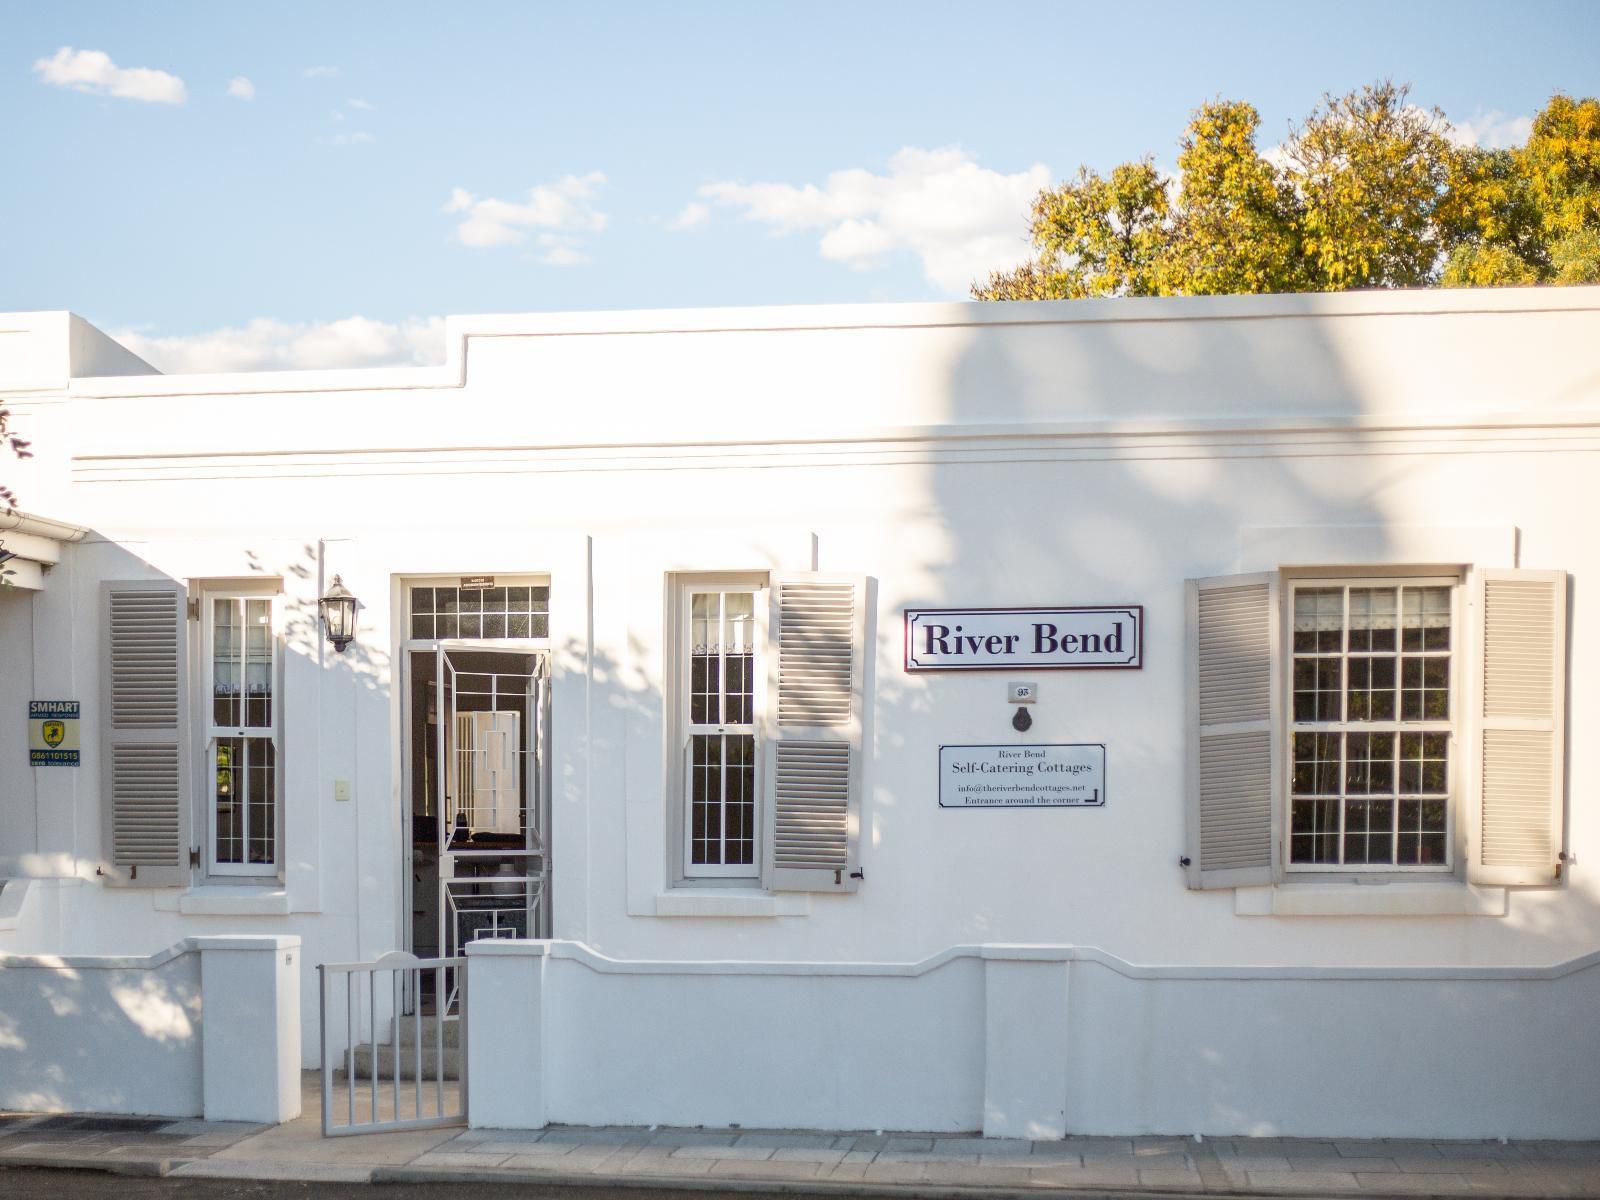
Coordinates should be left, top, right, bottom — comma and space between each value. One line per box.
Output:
1290, 798, 1339, 863
1293, 587, 1343, 653
690, 733, 722, 865
1293, 656, 1341, 722
1346, 655, 1396, 721
215, 737, 243, 864
247, 739, 276, 864
1292, 732, 1341, 795
1343, 797, 1395, 865
244, 598, 273, 728
212, 599, 242, 727
1289, 582, 1453, 870
723, 592, 755, 725
725, 734, 756, 866
1348, 588, 1396, 652
1402, 586, 1452, 651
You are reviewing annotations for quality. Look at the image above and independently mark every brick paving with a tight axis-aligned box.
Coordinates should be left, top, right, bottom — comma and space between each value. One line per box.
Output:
3, 1075, 1600, 1195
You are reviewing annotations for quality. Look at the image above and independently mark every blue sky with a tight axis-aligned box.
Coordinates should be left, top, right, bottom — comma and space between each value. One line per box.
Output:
5, 1, 1598, 371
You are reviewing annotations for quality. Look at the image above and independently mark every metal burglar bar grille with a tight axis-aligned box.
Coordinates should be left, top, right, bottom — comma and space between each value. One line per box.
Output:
1197, 585, 1270, 726
1483, 579, 1554, 720
773, 741, 850, 869
111, 744, 182, 865
777, 583, 854, 727
1199, 731, 1272, 871
110, 590, 181, 728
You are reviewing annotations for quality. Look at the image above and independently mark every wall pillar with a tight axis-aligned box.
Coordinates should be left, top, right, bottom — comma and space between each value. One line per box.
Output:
465, 939, 547, 1129
197, 935, 302, 1123
982, 946, 1071, 1139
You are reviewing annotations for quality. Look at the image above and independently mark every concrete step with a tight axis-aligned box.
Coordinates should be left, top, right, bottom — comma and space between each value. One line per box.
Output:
337, 1039, 460, 1082
386, 1014, 462, 1049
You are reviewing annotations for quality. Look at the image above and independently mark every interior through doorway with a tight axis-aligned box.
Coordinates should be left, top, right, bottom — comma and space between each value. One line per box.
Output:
402, 581, 551, 1007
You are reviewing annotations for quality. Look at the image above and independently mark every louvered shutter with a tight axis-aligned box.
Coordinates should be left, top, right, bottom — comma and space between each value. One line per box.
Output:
1184, 573, 1281, 889
101, 581, 191, 887
763, 573, 867, 893
1468, 569, 1567, 886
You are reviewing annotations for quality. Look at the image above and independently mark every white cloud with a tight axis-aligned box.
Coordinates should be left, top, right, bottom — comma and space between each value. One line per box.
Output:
226, 76, 254, 100
348, 97, 374, 111
1447, 110, 1534, 151
303, 65, 339, 79
33, 46, 186, 105
695, 147, 1050, 293
669, 201, 711, 231
536, 234, 588, 266
444, 173, 608, 256
111, 316, 446, 374
325, 131, 375, 146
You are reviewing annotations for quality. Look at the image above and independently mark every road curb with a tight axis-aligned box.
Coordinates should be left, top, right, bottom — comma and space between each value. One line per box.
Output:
373, 1162, 1535, 1200
0, 1154, 179, 1177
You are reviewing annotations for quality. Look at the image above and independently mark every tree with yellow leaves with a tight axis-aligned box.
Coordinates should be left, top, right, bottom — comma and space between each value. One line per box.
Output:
975, 83, 1600, 300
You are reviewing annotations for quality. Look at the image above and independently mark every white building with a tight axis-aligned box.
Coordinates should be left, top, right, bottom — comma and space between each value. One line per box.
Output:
1, 288, 1596, 1138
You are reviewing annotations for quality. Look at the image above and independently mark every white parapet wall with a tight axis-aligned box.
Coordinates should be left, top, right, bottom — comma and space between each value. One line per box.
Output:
0, 934, 301, 1121
467, 939, 1600, 1140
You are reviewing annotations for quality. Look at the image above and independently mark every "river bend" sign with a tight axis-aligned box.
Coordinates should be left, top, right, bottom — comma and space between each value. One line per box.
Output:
904, 606, 1142, 672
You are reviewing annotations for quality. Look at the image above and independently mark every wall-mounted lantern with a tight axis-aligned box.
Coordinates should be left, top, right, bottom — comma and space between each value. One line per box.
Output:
318, 575, 358, 654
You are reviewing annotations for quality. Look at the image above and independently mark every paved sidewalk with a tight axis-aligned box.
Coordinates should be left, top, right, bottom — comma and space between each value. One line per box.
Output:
3, 1074, 1600, 1197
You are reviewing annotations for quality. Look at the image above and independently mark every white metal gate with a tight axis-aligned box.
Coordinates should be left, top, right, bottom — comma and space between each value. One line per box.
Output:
319, 952, 467, 1136
409, 646, 550, 1013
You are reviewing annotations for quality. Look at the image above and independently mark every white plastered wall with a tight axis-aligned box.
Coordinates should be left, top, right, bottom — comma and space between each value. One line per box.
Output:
0, 289, 1597, 1087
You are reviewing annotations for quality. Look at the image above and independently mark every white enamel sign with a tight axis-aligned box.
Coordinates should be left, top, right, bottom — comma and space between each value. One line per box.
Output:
905, 606, 1141, 671
939, 743, 1105, 808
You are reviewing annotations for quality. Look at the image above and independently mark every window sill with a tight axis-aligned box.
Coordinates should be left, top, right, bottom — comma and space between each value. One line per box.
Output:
1235, 881, 1507, 917
654, 890, 810, 918
175, 886, 291, 916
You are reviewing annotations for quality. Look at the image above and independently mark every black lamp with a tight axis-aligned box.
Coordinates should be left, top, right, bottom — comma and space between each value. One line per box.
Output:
318, 575, 358, 653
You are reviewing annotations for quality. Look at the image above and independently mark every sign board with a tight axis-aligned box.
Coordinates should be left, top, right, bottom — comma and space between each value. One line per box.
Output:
459, 576, 495, 591
29, 700, 81, 766
939, 743, 1105, 808
905, 607, 1141, 671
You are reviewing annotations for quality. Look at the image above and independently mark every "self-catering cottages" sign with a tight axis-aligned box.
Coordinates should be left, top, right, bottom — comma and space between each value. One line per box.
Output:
904, 606, 1142, 671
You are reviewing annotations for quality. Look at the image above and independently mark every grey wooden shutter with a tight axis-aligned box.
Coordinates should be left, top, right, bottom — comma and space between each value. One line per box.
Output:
101, 581, 191, 887
763, 573, 867, 893
1468, 569, 1567, 886
1184, 573, 1281, 889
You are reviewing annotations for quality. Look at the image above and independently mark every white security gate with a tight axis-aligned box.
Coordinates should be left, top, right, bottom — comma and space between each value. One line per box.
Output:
435, 648, 550, 988
319, 952, 467, 1136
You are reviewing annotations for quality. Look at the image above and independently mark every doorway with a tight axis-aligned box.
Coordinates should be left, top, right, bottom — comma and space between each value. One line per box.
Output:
404, 643, 551, 996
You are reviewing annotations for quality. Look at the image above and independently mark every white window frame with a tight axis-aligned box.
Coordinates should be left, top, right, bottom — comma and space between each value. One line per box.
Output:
200, 587, 283, 879
1283, 571, 1464, 878
669, 574, 769, 884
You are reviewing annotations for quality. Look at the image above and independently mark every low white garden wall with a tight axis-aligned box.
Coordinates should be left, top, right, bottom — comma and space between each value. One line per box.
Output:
0, 933, 301, 1121
467, 939, 1600, 1140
